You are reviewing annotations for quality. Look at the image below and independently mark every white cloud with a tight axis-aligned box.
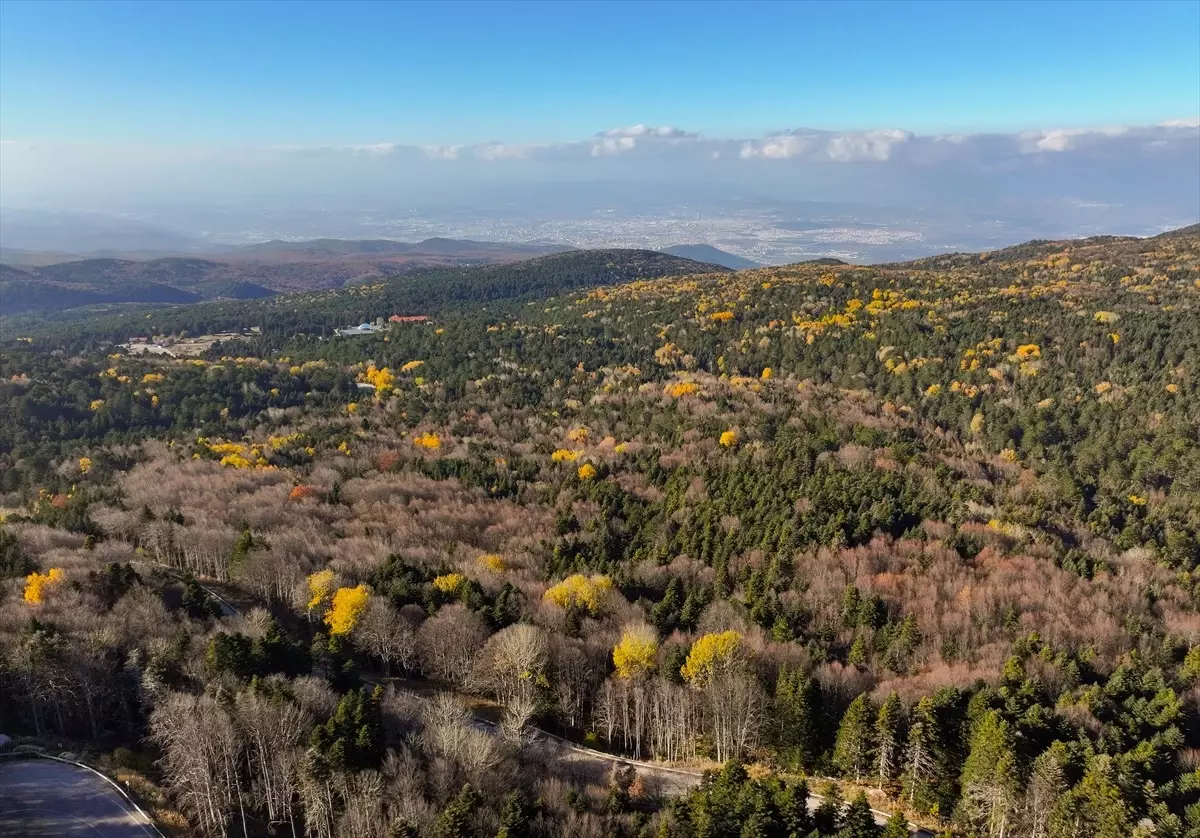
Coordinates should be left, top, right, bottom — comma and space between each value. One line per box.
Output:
1019, 124, 1139, 153
1028, 129, 1078, 152
601, 124, 694, 139
4, 120, 1196, 171
591, 136, 638, 156
474, 143, 535, 160
738, 128, 911, 161
423, 145, 463, 160
2, 120, 1196, 214
740, 134, 814, 159
825, 129, 912, 161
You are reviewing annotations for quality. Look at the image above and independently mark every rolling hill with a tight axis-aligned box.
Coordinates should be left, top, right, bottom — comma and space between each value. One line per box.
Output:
227, 236, 569, 262
1, 249, 730, 334
0, 258, 275, 316
0, 238, 587, 314
661, 243, 761, 269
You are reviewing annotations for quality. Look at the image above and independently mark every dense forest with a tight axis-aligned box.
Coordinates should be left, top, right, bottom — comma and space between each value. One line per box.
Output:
0, 248, 725, 334
0, 230, 1197, 837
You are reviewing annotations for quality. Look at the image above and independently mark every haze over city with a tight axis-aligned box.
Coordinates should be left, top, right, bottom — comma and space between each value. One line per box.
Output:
2, 0, 1197, 262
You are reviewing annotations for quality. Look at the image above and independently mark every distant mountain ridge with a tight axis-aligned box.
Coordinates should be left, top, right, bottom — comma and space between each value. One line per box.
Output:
661, 244, 761, 269
229, 237, 569, 261
0, 247, 726, 318
5, 225, 1196, 319
0, 258, 275, 316
1, 237, 569, 263
0, 239, 574, 316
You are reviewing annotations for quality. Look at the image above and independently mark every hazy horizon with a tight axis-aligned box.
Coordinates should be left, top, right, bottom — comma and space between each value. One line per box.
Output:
2, 0, 1198, 263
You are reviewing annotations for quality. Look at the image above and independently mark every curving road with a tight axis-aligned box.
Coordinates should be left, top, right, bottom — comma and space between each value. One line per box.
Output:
0, 757, 161, 838
176, 569, 930, 835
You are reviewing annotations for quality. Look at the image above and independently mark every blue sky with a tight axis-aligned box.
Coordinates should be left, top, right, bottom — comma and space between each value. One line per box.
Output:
1, 0, 1197, 145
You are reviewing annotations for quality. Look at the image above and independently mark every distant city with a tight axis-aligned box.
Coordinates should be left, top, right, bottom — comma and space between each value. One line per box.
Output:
6, 194, 1191, 267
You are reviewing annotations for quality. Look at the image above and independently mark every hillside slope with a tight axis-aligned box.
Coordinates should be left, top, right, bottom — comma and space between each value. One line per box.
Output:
0, 240, 589, 315
0, 224, 1196, 838
3, 248, 729, 338
662, 243, 761, 269
0, 257, 274, 315
226, 236, 569, 262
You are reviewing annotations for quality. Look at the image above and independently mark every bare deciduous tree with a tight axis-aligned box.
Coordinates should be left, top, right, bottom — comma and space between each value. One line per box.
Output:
472, 622, 548, 707
416, 604, 488, 687
354, 597, 416, 676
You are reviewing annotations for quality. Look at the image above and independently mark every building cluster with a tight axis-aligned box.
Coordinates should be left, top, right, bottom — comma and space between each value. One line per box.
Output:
335, 315, 428, 337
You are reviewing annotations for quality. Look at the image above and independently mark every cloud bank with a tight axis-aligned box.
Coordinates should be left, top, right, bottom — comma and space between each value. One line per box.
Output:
1, 120, 1196, 217
252, 119, 1196, 165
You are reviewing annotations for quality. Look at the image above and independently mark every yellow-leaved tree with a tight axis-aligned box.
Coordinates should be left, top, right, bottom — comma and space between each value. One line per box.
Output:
477, 553, 507, 572
363, 364, 396, 394
544, 574, 612, 615
24, 568, 65, 605
681, 630, 742, 686
432, 573, 466, 595
307, 569, 335, 613
719, 429, 738, 447
577, 463, 597, 480
325, 585, 370, 635
612, 625, 659, 679
412, 432, 441, 450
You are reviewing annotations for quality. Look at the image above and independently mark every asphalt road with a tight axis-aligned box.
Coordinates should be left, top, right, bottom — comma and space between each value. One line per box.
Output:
0, 758, 160, 838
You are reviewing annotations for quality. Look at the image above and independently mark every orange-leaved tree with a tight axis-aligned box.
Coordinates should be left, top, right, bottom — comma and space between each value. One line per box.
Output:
24, 568, 65, 605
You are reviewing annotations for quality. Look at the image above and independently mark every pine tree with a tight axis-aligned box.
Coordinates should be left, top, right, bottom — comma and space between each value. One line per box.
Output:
181, 574, 219, 620
874, 692, 906, 790
1050, 755, 1130, 838
958, 710, 1020, 838
495, 790, 534, 838
390, 820, 418, 838
879, 812, 910, 838
841, 584, 862, 627
1023, 742, 1068, 838
652, 578, 682, 633
774, 779, 813, 838
834, 693, 876, 781
838, 793, 879, 838
775, 667, 820, 769
812, 783, 844, 835
901, 690, 966, 819
435, 784, 482, 838
901, 695, 944, 818
848, 634, 869, 668
740, 784, 782, 838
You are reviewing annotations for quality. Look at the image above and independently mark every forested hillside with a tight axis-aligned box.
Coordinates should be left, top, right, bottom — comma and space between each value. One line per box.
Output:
0, 257, 278, 315
0, 248, 726, 334
0, 228, 1196, 838
0, 245, 705, 317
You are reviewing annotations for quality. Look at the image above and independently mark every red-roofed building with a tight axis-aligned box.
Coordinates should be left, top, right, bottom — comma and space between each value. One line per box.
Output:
388, 315, 429, 324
